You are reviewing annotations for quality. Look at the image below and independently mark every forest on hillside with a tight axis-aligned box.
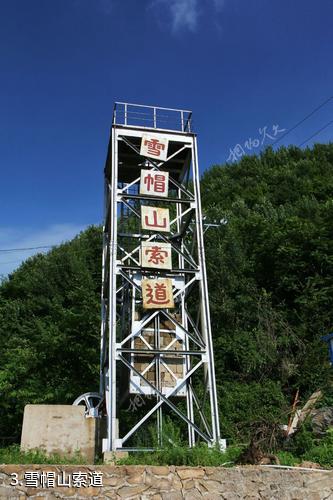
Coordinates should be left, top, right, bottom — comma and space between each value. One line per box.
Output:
1, 144, 333, 448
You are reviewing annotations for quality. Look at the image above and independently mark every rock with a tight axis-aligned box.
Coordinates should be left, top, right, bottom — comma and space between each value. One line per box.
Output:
183, 479, 196, 490
310, 407, 333, 436
149, 466, 170, 476
297, 461, 322, 469
103, 489, 118, 499
161, 493, 182, 500
125, 466, 145, 476
177, 468, 205, 480
183, 488, 202, 499
42, 487, 78, 497
117, 484, 149, 497
0, 485, 17, 497
103, 475, 125, 487
126, 471, 145, 484
0, 464, 332, 498
154, 478, 172, 491
259, 454, 280, 465
170, 476, 182, 491
303, 475, 333, 490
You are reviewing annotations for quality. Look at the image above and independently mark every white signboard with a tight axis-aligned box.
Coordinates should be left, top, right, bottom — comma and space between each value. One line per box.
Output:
141, 206, 170, 233
140, 134, 169, 162
142, 278, 174, 309
140, 169, 169, 197
141, 241, 172, 270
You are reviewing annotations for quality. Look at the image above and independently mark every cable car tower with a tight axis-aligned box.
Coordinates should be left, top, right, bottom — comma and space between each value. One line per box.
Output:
100, 102, 222, 452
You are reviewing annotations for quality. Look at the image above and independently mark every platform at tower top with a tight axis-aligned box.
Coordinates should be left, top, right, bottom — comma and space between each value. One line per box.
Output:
105, 103, 195, 184
112, 102, 193, 133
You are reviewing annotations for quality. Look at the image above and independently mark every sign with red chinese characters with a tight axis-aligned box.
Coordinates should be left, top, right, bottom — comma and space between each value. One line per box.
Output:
142, 278, 174, 309
141, 206, 170, 233
141, 242, 172, 270
140, 169, 169, 197
140, 134, 169, 162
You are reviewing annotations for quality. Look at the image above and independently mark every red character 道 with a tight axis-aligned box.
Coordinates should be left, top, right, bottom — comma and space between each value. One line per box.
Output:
144, 173, 166, 193
144, 138, 165, 157
145, 245, 168, 265
145, 282, 169, 305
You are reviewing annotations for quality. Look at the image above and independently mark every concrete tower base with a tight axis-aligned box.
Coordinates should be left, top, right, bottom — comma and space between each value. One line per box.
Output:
21, 404, 105, 463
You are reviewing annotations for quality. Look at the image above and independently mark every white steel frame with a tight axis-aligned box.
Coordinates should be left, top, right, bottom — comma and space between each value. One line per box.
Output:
100, 103, 222, 452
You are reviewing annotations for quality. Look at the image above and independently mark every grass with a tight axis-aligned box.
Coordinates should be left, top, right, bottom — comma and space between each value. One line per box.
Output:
117, 418, 244, 467
276, 427, 333, 468
302, 429, 333, 468
118, 443, 244, 467
2, 426, 333, 468
0, 444, 89, 465
276, 451, 301, 466
0, 443, 243, 467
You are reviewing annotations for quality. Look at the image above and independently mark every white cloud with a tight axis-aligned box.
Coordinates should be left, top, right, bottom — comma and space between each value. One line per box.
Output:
0, 223, 88, 277
151, 0, 200, 33
169, 0, 199, 32
150, 0, 227, 33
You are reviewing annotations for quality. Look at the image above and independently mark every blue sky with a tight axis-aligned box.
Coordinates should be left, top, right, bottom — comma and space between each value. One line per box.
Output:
1, 0, 332, 275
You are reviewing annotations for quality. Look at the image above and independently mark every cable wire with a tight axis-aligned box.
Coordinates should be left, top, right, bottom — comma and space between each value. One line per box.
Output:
272, 95, 333, 146
298, 119, 333, 147
0, 245, 54, 253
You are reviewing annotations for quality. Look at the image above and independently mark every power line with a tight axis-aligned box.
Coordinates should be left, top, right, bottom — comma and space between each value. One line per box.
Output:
0, 245, 54, 253
272, 94, 333, 147
298, 119, 333, 147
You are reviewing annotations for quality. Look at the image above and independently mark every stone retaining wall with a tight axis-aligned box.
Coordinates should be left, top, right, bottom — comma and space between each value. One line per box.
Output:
0, 464, 332, 499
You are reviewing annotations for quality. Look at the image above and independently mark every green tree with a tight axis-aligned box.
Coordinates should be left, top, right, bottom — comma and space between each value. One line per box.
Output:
202, 144, 333, 439
0, 226, 102, 439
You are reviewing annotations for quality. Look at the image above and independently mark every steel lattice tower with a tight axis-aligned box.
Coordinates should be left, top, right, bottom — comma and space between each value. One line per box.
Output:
100, 103, 223, 452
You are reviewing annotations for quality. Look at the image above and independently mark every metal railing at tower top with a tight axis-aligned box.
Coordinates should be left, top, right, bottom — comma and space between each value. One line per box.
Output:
112, 102, 193, 133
